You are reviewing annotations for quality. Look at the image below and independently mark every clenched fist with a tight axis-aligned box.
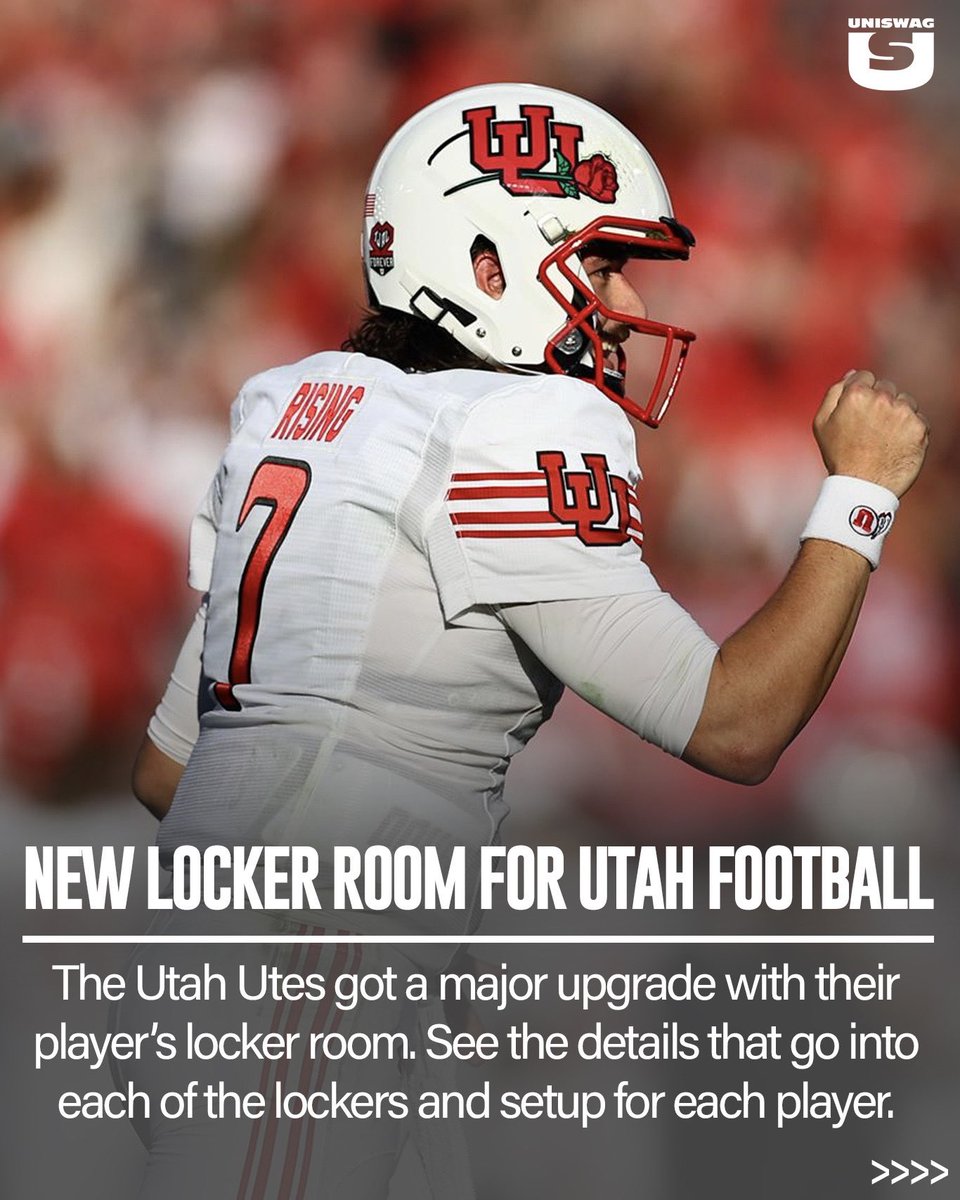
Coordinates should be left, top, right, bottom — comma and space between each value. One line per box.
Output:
814, 369, 929, 498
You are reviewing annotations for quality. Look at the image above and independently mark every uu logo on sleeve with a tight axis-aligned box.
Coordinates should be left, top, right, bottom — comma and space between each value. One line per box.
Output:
847, 17, 934, 91
537, 450, 634, 545
445, 453, 643, 547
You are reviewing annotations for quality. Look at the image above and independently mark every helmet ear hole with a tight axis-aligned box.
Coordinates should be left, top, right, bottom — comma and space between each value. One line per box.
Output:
470, 234, 497, 260
470, 234, 506, 298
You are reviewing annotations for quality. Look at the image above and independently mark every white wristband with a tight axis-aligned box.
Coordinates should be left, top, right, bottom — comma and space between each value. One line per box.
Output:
800, 475, 899, 570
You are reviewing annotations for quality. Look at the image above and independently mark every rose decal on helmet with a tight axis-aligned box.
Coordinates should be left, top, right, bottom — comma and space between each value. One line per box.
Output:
572, 154, 619, 203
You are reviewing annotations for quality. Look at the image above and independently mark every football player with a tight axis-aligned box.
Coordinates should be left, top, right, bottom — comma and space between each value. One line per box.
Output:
125, 84, 928, 1198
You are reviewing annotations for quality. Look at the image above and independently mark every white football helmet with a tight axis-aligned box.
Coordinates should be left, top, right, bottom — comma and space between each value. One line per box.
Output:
362, 83, 695, 426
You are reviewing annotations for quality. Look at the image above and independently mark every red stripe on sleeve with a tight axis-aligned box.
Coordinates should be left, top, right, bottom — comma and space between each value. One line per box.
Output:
446, 485, 548, 500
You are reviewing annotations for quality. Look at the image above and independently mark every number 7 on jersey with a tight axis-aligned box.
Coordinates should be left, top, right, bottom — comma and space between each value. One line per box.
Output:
213, 456, 312, 711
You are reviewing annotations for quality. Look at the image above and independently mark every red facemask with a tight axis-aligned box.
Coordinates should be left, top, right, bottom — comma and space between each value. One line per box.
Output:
538, 215, 696, 428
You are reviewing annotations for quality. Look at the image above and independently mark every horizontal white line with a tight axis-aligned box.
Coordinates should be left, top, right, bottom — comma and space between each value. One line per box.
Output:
21, 934, 934, 945
447, 497, 547, 507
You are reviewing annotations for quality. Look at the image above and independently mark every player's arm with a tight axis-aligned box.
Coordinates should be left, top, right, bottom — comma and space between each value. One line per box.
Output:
500, 371, 928, 785
680, 539, 867, 783
681, 370, 928, 783
132, 736, 186, 821
134, 435, 229, 818
132, 601, 206, 819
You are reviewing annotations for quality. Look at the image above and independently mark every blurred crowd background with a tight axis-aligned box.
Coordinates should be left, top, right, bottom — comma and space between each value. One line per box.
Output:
0, 0, 955, 846
1, 2, 957, 1197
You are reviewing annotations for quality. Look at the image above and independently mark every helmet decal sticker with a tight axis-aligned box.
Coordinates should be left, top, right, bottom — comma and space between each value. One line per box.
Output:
444, 104, 619, 202
571, 154, 619, 203
369, 221, 395, 276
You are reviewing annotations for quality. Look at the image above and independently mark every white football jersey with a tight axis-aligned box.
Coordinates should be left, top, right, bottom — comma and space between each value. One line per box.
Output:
159, 351, 677, 938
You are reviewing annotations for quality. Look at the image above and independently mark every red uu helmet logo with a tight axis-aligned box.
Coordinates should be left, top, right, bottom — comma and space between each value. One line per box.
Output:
449, 105, 620, 203
537, 450, 634, 545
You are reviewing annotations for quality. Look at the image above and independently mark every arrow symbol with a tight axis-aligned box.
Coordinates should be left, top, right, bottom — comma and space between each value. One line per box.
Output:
872, 1161, 890, 1185
871, 1159, 949, 1186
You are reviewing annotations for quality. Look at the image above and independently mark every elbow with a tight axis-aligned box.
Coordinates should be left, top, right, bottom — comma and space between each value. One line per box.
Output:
720, 749, 779, 787
132, 773, 167, 821
131, 764, 171, 821
685, 661, 789, 785
682, 733, 782, 787
131, 736, 184, 821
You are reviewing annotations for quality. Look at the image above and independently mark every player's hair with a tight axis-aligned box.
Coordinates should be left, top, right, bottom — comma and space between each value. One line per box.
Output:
342, 307, 496, 373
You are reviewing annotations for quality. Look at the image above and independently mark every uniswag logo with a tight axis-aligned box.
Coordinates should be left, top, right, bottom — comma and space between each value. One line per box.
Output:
441, 105, 619, 203
537, 450, 632, 545
848, 17, 935, 90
